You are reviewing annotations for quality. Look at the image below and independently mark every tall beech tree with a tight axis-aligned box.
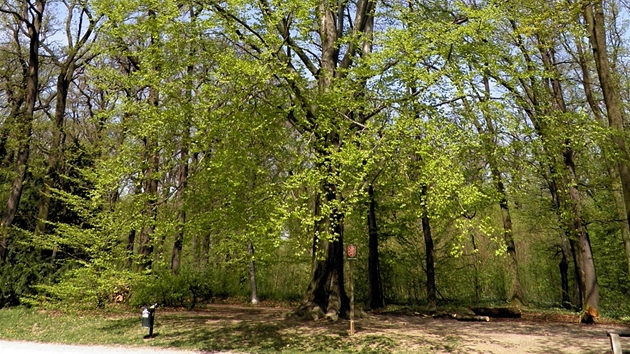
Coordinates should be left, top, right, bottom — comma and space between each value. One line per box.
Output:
582, 0, 630, 279
209, 0, 380, 319
0, 0, 46, 263
35, 0, 100, 245
476, 0, 600, 320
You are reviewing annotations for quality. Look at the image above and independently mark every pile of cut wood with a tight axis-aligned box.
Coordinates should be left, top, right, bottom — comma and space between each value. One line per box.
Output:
433, 306, 521, 322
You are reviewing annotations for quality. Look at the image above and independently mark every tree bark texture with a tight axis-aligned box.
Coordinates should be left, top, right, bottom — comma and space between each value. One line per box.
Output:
420, 185, 436, 311
540, 42, 599, 320
583, 1, 630, 231
367, 184, 384, 309
296, 172, 349, 320
575, 37, 630, 280
248, 240, 259, 305
293, 0, 375, 320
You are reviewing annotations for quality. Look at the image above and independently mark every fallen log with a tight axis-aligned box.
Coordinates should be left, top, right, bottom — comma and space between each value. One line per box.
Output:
454, 314, 490, 322
471, 306, 521, 318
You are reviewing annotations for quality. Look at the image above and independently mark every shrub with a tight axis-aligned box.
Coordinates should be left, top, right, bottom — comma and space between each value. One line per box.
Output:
130, 269, 213, 309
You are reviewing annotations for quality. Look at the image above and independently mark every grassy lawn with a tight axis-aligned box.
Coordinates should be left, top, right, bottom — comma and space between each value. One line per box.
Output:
1, 304, 603, 353
0, 306, 413, 353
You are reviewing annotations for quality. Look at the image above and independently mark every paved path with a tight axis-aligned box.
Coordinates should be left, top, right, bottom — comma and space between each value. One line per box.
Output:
0, 341, 208, 354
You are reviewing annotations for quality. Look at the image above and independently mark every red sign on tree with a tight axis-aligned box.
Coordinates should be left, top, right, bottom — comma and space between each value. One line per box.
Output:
347, 244, 357, 259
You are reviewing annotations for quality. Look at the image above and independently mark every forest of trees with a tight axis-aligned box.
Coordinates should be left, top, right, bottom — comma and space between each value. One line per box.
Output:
2, 0, 630, 323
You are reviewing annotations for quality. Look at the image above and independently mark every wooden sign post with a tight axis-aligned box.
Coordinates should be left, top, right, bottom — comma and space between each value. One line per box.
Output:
347, 244, 357, 335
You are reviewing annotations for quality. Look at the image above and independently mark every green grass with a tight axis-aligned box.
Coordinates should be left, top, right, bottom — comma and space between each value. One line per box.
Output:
0, 306, 426, 353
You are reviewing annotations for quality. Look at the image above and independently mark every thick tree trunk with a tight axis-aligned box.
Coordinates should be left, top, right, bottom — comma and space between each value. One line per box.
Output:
367, 184, 384, 309
540, 41, 599, 320
563, 146, 599, 322
297, 175, 349, 320
584, 2, 630, 212
247, 240, 259, 305
497, 178, 523, 304
420, 185, 436, 311
0, 0, 44, 263
126, 229, 136, 269
577, 12, 630, 280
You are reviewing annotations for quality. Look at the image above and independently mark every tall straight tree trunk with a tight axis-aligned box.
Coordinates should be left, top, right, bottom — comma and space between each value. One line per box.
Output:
540, 44, 599, 321
137, 137, 159, 271
171, 15, 195, 273
137, 9, 160, 271
247, 240, 259, 305
207, 0, 375, 320
583, 2, 630, 211
34, 1, 96, 265
0, 0, 45, 263
171, 144, 188, 275
297, 152, 349, 320
492, 20, 597, 318
295, 0, 375, 319
575, 38, 630, 279
420, 185, 436, 311
367, 184, 384, 309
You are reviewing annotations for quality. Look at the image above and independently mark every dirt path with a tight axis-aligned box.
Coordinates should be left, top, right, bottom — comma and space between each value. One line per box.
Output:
366, 314, 619, 353
178, 304, 624, 353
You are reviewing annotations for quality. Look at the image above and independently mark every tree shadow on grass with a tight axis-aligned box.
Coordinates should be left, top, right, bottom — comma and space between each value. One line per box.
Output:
94, 305, 622, 353
114, 306, 396, 353
158, 317, 382, 353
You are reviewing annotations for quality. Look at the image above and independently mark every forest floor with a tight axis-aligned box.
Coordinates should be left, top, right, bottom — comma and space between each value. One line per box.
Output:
0, 303, 627, 353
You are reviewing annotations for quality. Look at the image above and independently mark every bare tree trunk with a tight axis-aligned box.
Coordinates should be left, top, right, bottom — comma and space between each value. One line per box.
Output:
126, 229, 136, 269
171, 145, 188, 275
420, 185, 436, 311
137, 96, 159, 271
0, 0, 45, 263
575, 25, 630, 280
137, 135, 159, 271
247, 240, 259, 305
367, 184, 384, 309
137, 9, 160, 271
540, 43, 599, 321
297, 169, 349, 320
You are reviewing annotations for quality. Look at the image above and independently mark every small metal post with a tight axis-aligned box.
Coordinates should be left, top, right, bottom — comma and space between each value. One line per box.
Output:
346, 244, 357, 336
349, 258, 355, 335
